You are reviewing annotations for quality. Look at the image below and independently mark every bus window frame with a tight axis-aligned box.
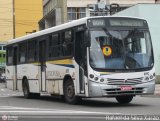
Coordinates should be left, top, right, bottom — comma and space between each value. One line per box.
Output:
46, 29, 74, 62
17, 42, 28, 64
6, 46, 14, 66
27, 39, 39, 63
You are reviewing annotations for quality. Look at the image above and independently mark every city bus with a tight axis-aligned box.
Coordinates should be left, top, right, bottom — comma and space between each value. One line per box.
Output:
6, 16, 155, 104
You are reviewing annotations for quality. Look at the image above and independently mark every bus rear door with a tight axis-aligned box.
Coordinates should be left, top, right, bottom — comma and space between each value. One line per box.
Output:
39, 40, 46, 92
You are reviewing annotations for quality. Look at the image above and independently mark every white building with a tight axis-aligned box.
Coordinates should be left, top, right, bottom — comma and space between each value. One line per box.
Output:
114, 4, 160, 81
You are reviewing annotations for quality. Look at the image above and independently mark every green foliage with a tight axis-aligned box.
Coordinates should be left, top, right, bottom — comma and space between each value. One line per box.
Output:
0, 51, 6, 68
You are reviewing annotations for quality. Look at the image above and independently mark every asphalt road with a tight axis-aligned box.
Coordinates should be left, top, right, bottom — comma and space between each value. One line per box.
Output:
0, 83, 160, 121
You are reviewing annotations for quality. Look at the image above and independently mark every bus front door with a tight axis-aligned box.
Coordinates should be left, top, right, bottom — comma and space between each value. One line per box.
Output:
75, 31, 87, 94
39, 40, 46, 92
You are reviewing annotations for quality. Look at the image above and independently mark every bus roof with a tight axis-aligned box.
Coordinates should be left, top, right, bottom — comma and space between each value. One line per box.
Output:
7, 16, 146, 45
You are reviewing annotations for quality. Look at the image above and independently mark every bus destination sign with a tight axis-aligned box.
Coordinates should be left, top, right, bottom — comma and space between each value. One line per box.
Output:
109, 19, 145, 27
88, 19, 105, 27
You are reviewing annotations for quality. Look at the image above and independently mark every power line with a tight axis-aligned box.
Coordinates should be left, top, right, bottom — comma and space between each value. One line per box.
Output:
0, 6, 43, 12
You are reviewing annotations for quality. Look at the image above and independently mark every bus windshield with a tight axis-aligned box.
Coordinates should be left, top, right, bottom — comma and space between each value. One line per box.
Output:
89, 29, 154, 70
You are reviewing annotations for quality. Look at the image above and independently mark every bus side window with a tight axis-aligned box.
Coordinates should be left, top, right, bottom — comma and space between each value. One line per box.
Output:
18, 43, 27, 63
7, 47, 13, 65
48, 33, 60, 58
62, 30, 73, 56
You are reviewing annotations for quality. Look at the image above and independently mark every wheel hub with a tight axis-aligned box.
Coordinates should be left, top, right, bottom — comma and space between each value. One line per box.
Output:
67, 85, 74, 98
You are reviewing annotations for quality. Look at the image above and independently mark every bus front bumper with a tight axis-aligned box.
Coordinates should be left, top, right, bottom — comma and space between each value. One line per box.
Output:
88, 80, 155, 97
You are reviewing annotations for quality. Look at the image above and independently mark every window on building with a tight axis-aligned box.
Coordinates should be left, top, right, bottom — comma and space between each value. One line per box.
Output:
68, 7, 86, 21
0, 46, 2, 50
3, 54, 5, 58
3, 46, 6, 50
43, 0, 57, 16
78, 8, 86, 18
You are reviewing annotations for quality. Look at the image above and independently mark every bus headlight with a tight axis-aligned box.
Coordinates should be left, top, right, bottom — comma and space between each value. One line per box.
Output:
89, 74, 94, 79
100, 79, 104, 82
94, 77, 99, 81
153, 73, 155, 77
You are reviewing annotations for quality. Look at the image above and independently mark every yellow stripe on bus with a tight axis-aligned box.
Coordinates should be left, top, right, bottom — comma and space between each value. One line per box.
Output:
47, 59, 73, 65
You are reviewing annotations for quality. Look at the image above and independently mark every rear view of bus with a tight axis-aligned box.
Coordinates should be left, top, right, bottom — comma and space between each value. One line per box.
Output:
87, 17, 155, 103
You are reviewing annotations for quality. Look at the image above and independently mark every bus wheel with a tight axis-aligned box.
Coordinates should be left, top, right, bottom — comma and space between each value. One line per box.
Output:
64, 79, 78, 104
116, 95, 133, 104
22, 79, 32, 99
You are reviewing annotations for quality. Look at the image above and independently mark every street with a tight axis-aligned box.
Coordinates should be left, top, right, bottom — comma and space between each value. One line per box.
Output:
1, 0, 160, 121
0, 83, 160, 121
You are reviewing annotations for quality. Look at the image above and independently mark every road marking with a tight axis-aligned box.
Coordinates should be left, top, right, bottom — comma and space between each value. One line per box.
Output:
0, 110, 120, 116
0, 93, 23, 97
0, 106, 121, 115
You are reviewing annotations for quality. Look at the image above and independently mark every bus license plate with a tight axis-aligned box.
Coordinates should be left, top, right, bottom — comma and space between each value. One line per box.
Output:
120, 86, 132, 91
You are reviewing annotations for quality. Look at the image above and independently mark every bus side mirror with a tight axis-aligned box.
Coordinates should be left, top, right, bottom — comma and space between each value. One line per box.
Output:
84, 30, 91, 47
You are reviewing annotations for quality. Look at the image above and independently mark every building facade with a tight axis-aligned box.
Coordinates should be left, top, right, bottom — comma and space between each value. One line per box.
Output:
39, 0, 67, 30
0, 0, 14, 41
0, 0, 13, 72
156, 0, 160, 3
14, 0, 43, 38
0, 0, 43, 40
0, 0, 43, 72
0, 42, 6, 72
39, 0, 157, 29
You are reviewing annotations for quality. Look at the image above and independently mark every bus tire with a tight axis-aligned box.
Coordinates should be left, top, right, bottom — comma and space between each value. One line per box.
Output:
22, 79, 32, 99
116, 95, 133, 104
63, 79, 79, 104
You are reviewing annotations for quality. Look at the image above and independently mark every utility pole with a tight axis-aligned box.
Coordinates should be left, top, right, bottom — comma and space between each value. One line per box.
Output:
13, 0, 15, 39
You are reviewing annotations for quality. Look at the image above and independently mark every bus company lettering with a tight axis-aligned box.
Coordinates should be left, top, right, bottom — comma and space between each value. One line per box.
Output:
47, 71, 61, 78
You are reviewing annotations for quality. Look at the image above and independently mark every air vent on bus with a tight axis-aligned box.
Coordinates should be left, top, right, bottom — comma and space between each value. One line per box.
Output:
107, 77, 143, 85
105, 87, 144, 95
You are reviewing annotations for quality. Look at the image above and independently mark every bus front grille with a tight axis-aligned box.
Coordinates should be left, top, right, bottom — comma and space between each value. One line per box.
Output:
107, 77, 143, 85
105, 87, 143, 95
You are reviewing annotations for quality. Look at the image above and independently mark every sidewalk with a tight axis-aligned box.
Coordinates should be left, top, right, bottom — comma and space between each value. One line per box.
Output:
155, 84, 160, 96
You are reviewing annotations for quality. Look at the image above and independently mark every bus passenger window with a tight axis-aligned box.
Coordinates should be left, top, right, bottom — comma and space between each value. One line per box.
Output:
62, 31, 73, 56
28, 40, 37, 62
48, 34, 60, 58
19, 43, 27, 63
7, 47, 13, 65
